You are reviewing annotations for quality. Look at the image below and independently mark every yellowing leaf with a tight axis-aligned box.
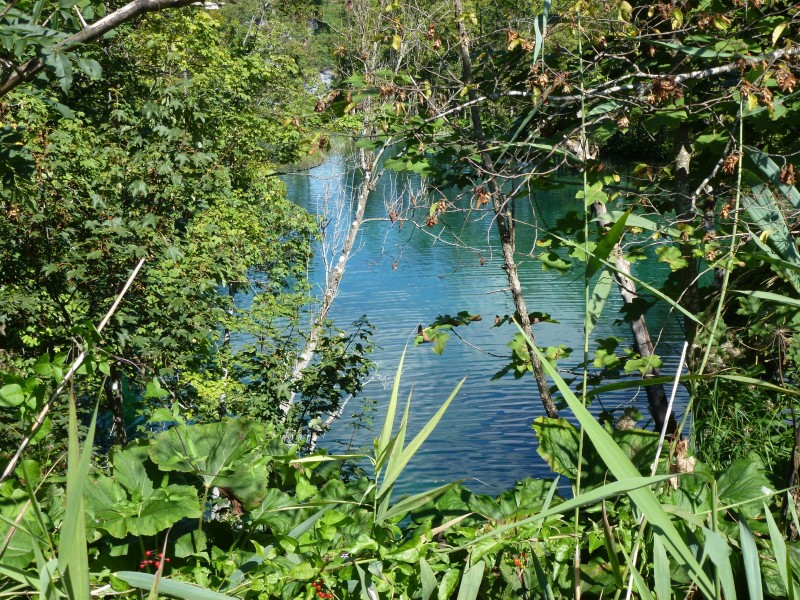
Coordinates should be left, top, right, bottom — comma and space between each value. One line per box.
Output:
748, 93, 759, 113
392, 34, 402, 51
759, 229, 771, 243
772, 22, 788, 46
671, 7, 683, 30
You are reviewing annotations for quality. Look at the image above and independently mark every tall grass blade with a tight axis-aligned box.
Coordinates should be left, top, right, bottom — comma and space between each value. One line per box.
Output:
514, 320, 715, 597
57, 396, 98, 600
377, 377, 465, 497
738, 513, 763, 600
385, 390, 411, 476
456, 560, 484, 600
742, 176, 800, 294
702, 527, 737, 600
764, 502, 793, 597
115, 572, 237, 599
531, 552, 555, 600
745, 147, 800, 208
288, 505, 333, 539
620, 542, 656, 600
467, 474, 675, 546
586, 209, 630, 278
601, 502, 623, 589
735, 289, 800, 309
376, 348, 406, 470
378, 481, 459, 523
652, 534, 670, 600
0, 562, 39, 588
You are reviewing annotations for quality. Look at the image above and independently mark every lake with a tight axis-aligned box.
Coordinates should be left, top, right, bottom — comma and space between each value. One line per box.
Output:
281, 152, 686, 496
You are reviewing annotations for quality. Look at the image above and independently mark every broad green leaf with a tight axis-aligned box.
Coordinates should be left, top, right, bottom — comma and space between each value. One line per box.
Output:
576, 181, 607, 207
85, 476, 200, 538
0, 383, 25, 407
716, 457, 771, 519
111, 442, 154, 498
149, 419, 269, 508
438, 568, 460, 600
420, 557, 436, 600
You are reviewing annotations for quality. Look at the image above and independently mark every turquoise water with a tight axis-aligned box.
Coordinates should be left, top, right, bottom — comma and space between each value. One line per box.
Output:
281, 153, 686, 495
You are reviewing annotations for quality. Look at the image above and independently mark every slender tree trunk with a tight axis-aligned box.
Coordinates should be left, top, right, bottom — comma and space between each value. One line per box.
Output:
454, 0, 557, 418
282, 144, 386, 418
592, 201, 677, 434
104, 363, 127, 446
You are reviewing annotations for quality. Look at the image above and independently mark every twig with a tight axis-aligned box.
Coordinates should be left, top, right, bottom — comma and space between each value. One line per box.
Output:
0, 257, 146, 483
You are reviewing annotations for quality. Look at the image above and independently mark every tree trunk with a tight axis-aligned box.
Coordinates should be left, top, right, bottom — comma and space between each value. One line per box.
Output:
454, 0, 557, 418
674, 124, 699, 342
593, 201, 677, 434
281, 146, 381, 418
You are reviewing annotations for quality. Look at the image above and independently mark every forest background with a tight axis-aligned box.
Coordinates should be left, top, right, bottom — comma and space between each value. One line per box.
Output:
2, 0, 800, 598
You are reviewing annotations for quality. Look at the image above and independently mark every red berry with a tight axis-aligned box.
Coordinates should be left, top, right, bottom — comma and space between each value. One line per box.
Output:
158, 553, 164, 558
155, 562, 161, 568
145, 551, 152, 557
165, 558, 171, 563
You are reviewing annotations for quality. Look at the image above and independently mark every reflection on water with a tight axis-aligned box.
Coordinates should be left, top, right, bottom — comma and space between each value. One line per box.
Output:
280, 153, 686, 496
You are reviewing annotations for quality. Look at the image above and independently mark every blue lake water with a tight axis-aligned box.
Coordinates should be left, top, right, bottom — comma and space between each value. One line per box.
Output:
281, 153, 686, 496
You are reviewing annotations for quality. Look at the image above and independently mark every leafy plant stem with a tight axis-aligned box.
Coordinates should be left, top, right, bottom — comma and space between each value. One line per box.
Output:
674, 99, 745, 451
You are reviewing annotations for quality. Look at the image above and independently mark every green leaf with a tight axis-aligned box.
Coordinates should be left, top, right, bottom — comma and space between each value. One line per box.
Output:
586, 270, 612, 336
0, 383, 25, 407
377, 377, 465, 499
739, 513, 764, 600
420, 557, 436, 600
75, 57, 101, 79
587, 209, 630, 278
576, 181, 608, 207
655, 245, 688, 271
148, 419, 269, 508
702, 527, 737, 600
438, 569, 460, 600
379, 481, 459, 522
58, 398, 98, 600
716, 456, 771, 518
652, 534, 670, 600
456, 561, 484, 600
764, 502, 792, 596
